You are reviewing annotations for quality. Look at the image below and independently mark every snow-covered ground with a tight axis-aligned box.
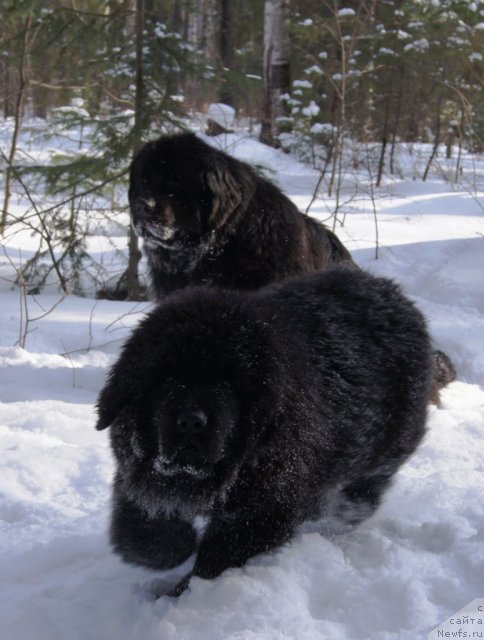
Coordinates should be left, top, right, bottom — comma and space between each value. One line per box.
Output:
1, 128, 483, 639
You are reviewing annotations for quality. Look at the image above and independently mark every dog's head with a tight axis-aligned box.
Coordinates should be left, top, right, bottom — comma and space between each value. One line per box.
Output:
96, 288, 283, 517
129, 133, 256, 249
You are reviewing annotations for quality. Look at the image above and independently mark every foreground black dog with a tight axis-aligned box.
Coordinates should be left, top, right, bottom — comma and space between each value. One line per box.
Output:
96, 267, 434, 594
129, 132, 354, 300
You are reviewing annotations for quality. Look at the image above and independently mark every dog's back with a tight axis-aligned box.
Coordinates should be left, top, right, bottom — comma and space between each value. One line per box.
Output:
302, 214, 354, 269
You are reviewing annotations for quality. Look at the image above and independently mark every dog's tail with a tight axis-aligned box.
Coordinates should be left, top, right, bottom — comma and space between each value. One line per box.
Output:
429, 349, 457, 406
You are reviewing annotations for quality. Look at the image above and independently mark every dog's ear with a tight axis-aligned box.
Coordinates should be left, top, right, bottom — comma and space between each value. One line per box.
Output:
204, 165, 243, 229
95, 350, 145, 431
203, 158, 256, 230
95, 373, 132, 431
95, 405, 130, 431
95, 310, 168, 431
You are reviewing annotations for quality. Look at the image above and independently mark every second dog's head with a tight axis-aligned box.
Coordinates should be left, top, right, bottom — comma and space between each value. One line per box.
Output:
129, 133, 256, 249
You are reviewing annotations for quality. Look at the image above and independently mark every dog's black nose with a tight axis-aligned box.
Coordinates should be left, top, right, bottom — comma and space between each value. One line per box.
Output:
177, 409, 208, 436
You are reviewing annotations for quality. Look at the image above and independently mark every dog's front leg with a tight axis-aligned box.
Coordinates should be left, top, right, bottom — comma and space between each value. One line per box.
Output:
110, 477, 197, 571
193, 509, 292, 580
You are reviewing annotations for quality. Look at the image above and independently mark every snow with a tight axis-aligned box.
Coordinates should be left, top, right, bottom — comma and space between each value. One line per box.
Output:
293, 79, 313, 89
337, 8, 356, 18
1, 126, 484, 639
310, 123, 333, 136
404, 39, 430, 53
304, 65, 324, 76
302, 101, 320, 117
470, 52, 483, 62
207, 103, 236, 129
378, 48, 396, 56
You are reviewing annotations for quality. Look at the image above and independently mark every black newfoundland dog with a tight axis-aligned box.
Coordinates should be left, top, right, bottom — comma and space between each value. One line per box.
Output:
129, 132, 354, 300
96, 267, 434, 595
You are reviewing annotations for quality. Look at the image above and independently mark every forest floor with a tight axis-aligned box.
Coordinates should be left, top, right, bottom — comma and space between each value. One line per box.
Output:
1, 126, 484, 639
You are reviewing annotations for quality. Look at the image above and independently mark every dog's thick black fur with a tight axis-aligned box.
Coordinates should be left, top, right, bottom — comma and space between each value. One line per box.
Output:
129, 132, 354, 300
96, 267, 433, 594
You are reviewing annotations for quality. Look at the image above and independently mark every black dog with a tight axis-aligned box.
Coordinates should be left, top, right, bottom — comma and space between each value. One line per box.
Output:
128, 132, 455, 397
129, 132, 354, 300
96, 267, 433, 594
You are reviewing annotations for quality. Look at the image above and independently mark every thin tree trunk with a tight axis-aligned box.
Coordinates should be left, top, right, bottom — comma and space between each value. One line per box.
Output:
260, 0, 290, 146
389, 67, 404, 175
205, 0, 218, 63
1, 11, 32, 235
454, 107, 464, 182
3, 62, 12, 118
423, 95, 443, 182
126, 0, 144, 300
388, 4, 404, 176
219, 0, 233, 105
328, 15, 347, 206
376, 97, 391, 187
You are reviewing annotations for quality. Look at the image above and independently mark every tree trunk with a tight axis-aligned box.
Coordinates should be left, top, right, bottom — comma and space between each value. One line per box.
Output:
219, 0, 233, 105
187, 1, 203, 51
260, 0, 291, 146
3, 61, 12, 118
205, 0, 218, 63
185, 0, 219, 109
423, 94, 443, 182
125, 0, 144, 300
1, 12, 32, 235
376, 96, 391, 188
389, 65, 404, 175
